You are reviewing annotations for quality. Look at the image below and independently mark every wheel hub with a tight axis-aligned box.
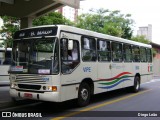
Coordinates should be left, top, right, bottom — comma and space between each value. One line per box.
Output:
81, 88, 88, 100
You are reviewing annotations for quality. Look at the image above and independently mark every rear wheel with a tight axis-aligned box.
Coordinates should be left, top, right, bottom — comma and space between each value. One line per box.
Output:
77, 82, 91, 107
131, 76, 140, 92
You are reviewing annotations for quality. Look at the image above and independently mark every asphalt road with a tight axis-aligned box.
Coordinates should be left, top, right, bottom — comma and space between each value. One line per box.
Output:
1, 79, 160, 120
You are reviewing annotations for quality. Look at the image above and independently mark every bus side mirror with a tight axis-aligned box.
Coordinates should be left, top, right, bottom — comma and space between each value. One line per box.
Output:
68, 40, 73, 50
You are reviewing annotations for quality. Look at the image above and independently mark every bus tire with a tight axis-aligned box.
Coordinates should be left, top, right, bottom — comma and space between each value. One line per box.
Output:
131, 76, 140, 93
77, 82, 91, 107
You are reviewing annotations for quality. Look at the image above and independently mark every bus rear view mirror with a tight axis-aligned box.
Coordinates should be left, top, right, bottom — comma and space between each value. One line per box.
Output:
68, 40, 73, 50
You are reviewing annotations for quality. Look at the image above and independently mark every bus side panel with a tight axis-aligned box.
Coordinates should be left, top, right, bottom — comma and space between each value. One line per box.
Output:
60, 62, 97, 102
95, 62, 112, 94
123, 63, 134, 88
148, 62, 153, 81
141, 63, 149, 83
109, 63, 124, 91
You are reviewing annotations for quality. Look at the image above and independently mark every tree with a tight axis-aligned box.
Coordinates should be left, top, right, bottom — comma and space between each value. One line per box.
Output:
0, 12, 73, 48
0, 16, 20, 48
131, 35, 157, 57
131, 35, 150, 44
76, 8, 134, 39
33, 12, 73, 26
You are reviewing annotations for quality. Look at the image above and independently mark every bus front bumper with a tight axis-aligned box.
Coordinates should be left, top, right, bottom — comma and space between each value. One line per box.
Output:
10, 89, 60, 102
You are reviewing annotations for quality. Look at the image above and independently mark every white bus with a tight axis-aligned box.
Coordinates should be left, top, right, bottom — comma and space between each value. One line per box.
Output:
9, 25, 153, 106
0, 47, 12, 85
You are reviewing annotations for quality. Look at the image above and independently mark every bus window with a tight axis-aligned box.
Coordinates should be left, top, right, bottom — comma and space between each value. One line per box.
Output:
97, 40, 111, 61
123, 44, 132, 62
147, 48, 152, 62
140, 47, 147, 62
81, 36, 96, 61
0, 49, 11, 65
61, 39, 80, 74
112, 42, 122, 62
132, 46, 140, 62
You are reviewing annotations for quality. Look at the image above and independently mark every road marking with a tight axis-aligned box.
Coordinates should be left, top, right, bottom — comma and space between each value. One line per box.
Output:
52, 89, 152, 120
0, 102, 42, 111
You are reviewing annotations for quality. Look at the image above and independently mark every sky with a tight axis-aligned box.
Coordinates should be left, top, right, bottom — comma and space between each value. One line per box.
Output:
80, 0, 160, 44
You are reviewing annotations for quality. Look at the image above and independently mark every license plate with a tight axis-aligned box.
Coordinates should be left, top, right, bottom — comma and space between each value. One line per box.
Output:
24, 93, 32, 98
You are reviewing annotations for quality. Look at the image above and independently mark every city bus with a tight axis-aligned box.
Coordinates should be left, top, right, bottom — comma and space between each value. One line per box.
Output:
0, 47, 12, 85
9, 25, 153, 106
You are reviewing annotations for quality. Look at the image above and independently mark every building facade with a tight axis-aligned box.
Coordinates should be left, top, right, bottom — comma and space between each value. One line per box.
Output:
57, 6, 78, 22
137, 24, 152, 41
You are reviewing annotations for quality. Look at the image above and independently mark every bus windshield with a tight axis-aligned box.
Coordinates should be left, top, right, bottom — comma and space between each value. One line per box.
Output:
10, 38, 59, 74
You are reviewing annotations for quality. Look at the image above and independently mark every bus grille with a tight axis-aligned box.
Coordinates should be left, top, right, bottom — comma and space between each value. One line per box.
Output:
18, 84, 41, 90
15, 74, 50, 84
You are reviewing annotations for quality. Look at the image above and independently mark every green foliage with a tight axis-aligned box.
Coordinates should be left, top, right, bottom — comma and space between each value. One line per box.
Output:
131, 35, 150, 44
76, 8, 134, 39
0, 16, 20, 48
33, 12, 74, 26
0, 12, 73, 48
152, 48, 157, 57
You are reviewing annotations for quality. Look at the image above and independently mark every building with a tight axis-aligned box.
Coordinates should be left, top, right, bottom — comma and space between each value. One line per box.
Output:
137, 24, 152, 41
57, 0, 85, 22
57, 6, 78, 22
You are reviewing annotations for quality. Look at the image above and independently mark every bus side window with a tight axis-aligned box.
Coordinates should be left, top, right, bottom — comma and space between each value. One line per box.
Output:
147, 48, 152, 62
140, 47, 147, 62
0, 50, 11, 65
132, 46, 140, 62
97, 39, 111, 61
123, 44, 132, 62
112, 42, 122, 62
81, 36, 96, 61
61, 39, 80, 74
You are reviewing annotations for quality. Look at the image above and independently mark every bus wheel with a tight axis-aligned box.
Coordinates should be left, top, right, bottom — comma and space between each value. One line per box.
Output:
132, 76, 140, 93
77, 82, 91, 107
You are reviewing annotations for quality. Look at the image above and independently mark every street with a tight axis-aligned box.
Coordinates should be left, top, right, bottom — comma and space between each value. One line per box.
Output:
0, 79, 160, 120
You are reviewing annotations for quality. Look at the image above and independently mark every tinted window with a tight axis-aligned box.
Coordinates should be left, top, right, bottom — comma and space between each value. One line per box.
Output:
140, 47, 147, 62
97, 40, 111, 61
81, 36, 96, 61
132, 46, 140, 62
112, 42, 122, 62
146, 48, 152, 62
123, 44, 132, 62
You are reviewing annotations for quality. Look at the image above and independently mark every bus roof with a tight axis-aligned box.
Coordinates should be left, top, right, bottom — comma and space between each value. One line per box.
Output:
19, 25, 152, 48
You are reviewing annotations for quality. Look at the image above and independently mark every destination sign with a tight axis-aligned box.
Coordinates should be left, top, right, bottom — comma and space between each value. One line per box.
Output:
14, 27, 58, 39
